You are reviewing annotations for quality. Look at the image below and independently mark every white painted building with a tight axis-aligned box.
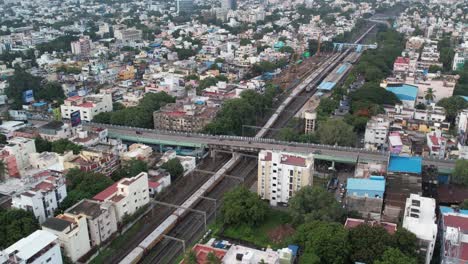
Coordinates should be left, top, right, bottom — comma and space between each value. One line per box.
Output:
12, 175, 67, 224
364, 116, 391, 150
3, 137, 36, 172
93, 172, 150, 222
258, 150, 314, 206
42, 214, 91, 262
60, 92, 113, 122
223, 245, 292, 264
65, 199, 118, 246
2, 230, 63, 264
402, 194, 438, 264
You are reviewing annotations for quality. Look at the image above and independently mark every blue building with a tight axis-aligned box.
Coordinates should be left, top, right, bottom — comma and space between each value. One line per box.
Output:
347, 176, 386, 198
386, 84, 418, 108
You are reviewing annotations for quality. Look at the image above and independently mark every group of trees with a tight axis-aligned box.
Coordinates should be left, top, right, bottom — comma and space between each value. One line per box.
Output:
58, 169, 114, 211
111, 159, 148, 182
36, 35, 79, 54
454, 65, 468, 96
250, 59, 288, 76
35, 137, 82, 154
451, 159, 468, 186
204, 84, 280, 135
295, 221, 419, 264
92, 92, 175, 128
161, 158, 184, 181
0, 208, 40, 249
220, 186, 268, 227
287, 186, 419, 264
436, 96, 468, 123
195, 75, 228, 95
6, 70, 65, 109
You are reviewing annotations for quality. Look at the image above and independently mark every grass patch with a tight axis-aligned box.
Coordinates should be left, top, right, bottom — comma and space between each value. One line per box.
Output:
222, 209, 293, 248
90, 221, 144, 264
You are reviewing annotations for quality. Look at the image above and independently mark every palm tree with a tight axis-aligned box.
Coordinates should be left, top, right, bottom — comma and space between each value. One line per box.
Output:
424, 88, 436, 103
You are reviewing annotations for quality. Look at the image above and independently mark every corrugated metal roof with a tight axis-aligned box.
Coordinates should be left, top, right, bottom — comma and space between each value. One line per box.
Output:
318, 81, 336, 90
386, 84, 418, 101
387, 155, 422, 174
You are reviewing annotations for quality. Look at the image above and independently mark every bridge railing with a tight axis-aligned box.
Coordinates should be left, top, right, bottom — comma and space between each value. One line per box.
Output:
85, 122, 456, 163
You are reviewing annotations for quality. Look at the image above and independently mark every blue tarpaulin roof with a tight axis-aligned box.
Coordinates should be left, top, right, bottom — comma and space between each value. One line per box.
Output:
288, 245, 299, 256
347, 177, 386, 192
461, 96, 468, 102
386, 84, 418, 101
388, 155, 422, 174
336, 64, 348, 74
318, 81, 336, 90
32, 102, 47, 107
440, 206, 468, 215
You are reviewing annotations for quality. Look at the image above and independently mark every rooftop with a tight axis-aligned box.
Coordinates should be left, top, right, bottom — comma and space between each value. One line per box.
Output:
346, 176, 386, 192
5, 230, 57, 261
42, 217, 71, 232
39, 121, 65, 131
386, 84, 418, 101
66, 199, 103, 219
388, 155, 422, 174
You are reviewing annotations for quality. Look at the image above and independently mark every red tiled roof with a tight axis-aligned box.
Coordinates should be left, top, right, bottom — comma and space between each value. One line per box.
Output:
394, 56, 410, 64
281, 155, 306, 167
93, 182, 118, 201
429, 135, 439, 146
460, 243, 468, 261
33, 181, 55, 192
189, 244, 227, 264
78, 102, 94, 108
437, 185, 468, 204
444, 214, 468, 231
344, 218, 397, 234
148, 181, 161, 188
66, 95, 82, 101
262, 152, 272, 161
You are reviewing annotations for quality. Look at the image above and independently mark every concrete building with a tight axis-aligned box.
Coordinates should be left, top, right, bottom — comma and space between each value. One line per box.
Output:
439, 207, 468, 263
148, 169, 171, 197
4, 137, 36, 172
60, 92, 113, 122
153, 102, 218, 132
1, 230, 63, 264
120, 143, 153, 162
38, 121, 73, 142
114, 27, 142, 43
65, 199, 118, 246
364, 116, 391, 150
93, 172, 149, 222
42, 214, 91, 262
426, 131, 447, 158
223, 245, 293, 264
157, 150, 196, 176
12, 175, 67, 224
258, 150, 314, 206
304, 110, 317, 134
402, 194, 437, 264
221, 0, 236, 10
65, 149, 119, 176
176, 0, 194, 14
346, 176, 385, 220
71, 36, 92, 56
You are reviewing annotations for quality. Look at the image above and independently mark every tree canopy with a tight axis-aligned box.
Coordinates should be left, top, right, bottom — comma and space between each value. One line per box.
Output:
161, 158, 184, 181
111, 159, 148, 182
0, 208, 40, 248
289, 186, 344, 225
348, 224, 393, 264
452, 159, 468, 185
375, 248, 418, 264
93, 92, 175, 128
221, 186, 268, 227
316, 119, 357, 147
436, 96, 468, 123
295, 221, 349, 264
35, 137, 82, 155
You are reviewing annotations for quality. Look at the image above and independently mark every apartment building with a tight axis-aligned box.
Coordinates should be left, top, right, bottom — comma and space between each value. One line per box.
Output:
12, 175, 67, 224
42, 214, 91, 262
65, 199, 118, 246
64, 149, 120, 176
364, 116, 391, 150
3, 137, 36, 173
71, 36, 92, 56
60, 92, 113, 122
258, 150, 314, 206
153, 102, 218, 132
304, 110, 317, 134
426, 131, 447, 158
114, 27, 142, 43
38, 121, 73, 142
1, 230, 63, 264
439, 207, 468, 263
346, 176, 386, 220
402, 194, 437, 264
93, 172, 149, 222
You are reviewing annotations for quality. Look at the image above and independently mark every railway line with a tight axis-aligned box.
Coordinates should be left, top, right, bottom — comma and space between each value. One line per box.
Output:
116, 24, 379, 264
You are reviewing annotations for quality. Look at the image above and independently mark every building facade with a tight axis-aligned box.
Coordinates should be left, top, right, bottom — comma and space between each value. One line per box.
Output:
60, 92, 113, 122
258, 150, 314, 206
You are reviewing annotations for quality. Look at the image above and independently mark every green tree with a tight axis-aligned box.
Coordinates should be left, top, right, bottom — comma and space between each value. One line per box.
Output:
460, 199, 468, 209
0, 208, 40, 248
348, 224, 393, 264
51, 139, 82, 154
34, 136, 52, 152
37, 82, 65, 102
161, 158, 184, 181
183, 250, 198, 264
375, 248, 417, 264
221, 186, 268, 226
0, 134, 7, 144
392, 228, 419, 257
424, 88, 436, 103
299, 253, 321, 264
452, 159, 468, 185
58, 169, 114, 211
437, 96, 468, 123
316, 119, 357, 147
295, 221, 349, 264
289, 186, 344, 225
111, 159, 148, 182
428, 65, 443, 73
206, 251, 221, 264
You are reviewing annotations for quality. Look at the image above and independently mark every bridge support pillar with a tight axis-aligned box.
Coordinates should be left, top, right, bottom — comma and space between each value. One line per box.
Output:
159, 144, 163, 153
331, 161, 335, 169
210, 149, 217, 159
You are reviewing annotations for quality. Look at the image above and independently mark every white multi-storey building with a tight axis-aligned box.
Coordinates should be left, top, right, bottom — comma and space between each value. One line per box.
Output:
402, 194, 438, 264
364, 116, 391, 150
60, 92, 113, 122
12, 175, 67, 224
66, 199, 118, 246
71, 36, 92, 56
258, 150, 314, 206
93, 172, 150, 222
1, 230, 63, 264
3, 137, 36, 172
42, 214, 91, 263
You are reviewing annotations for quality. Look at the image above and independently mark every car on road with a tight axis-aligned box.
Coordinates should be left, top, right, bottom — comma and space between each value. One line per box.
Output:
313, 150, 322, 154
136, 131, 143, 135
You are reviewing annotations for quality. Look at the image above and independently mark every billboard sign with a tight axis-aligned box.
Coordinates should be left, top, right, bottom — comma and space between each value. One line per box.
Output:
23, 90, 34, 103
70, 110, 81, 127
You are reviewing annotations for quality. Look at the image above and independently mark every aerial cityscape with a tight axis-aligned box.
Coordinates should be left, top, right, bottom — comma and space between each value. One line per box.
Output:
0, 0, 467, 263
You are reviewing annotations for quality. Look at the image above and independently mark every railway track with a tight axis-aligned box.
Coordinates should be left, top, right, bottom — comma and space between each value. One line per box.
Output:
141, 157, 258, 264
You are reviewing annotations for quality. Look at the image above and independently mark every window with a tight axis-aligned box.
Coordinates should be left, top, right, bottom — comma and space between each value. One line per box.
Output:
46, 257, 52, 263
